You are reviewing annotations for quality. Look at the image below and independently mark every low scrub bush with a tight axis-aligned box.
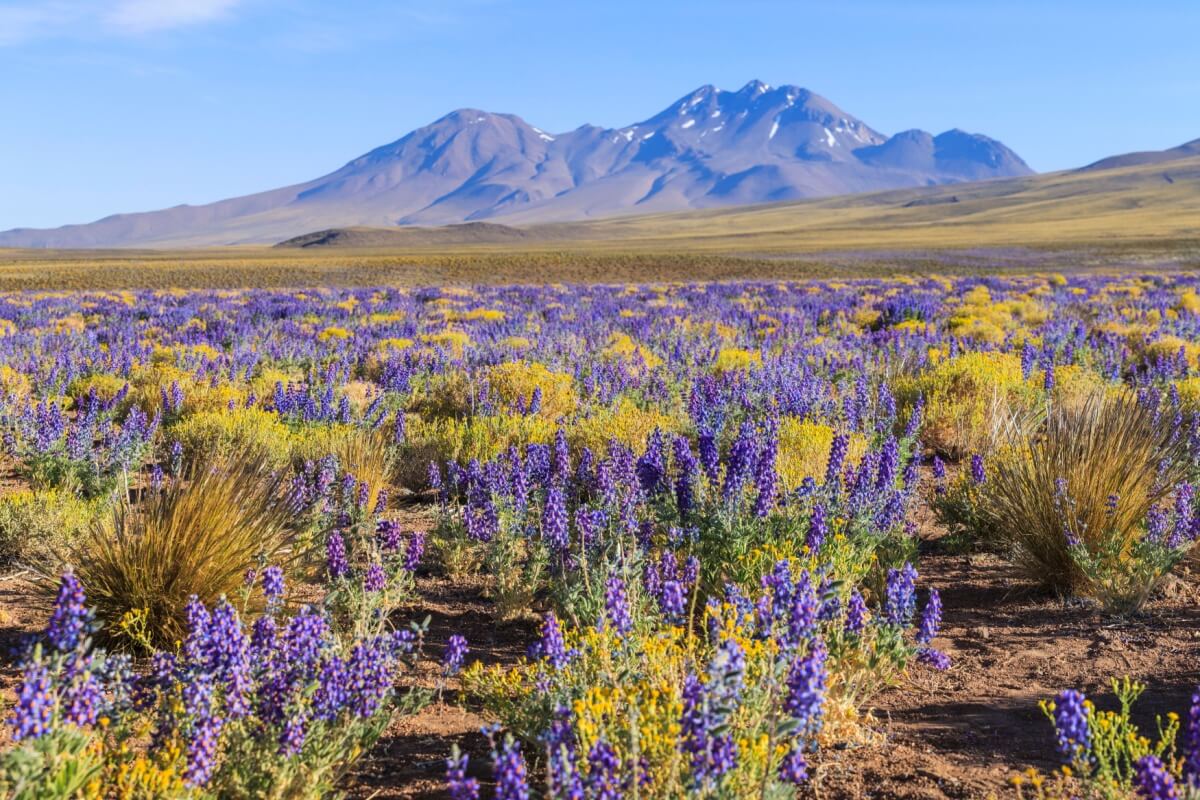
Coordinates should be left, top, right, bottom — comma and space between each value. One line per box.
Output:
487, 360, 577, 418
172, 407, 295, 470
0, 489, 104, 567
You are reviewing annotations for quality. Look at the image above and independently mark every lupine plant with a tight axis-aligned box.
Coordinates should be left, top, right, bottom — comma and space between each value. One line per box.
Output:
1016, 679, 1200, 800
1, 569, 430, 800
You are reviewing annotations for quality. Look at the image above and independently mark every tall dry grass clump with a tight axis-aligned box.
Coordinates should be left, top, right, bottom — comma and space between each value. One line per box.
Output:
68, 454, 301, 648
984, 390, 1193, 610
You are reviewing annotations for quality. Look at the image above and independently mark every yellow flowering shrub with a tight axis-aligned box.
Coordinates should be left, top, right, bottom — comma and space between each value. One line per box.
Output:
775, 419, 868, 491
172, 407, 295, 469
0, 487, 104, 565
601, 332, 663, 369
487, 361, 577, 418
568, 398, 684, 455
714, 347, 761, 374
0, 364, 31, 398
898, 351, 1037, 457
401, 413, 556, 485
423, 329, 472, 357
317, 326, 353, 342
1139, 334, 1200, 369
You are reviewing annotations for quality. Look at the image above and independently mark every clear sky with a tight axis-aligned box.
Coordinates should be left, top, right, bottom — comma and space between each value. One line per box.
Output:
1, 0, 1197, 230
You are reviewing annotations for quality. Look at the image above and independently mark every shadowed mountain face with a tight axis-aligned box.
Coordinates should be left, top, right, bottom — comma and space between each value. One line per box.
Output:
0, 80, 1034, 248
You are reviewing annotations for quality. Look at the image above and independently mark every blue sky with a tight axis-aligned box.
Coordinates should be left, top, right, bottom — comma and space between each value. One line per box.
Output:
1, 0, 1197, 230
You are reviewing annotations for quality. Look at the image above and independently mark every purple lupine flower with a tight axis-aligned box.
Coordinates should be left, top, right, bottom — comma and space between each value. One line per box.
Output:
785, 639, 827, 736
876, 436, 900, 490
722, 420, 759, 504
447, 751, 481, 800
1146, 506, 1169, 544
905, 394, 925, 438
1184, 687, 1200, 783
826, 433, 849, 486
62, 659, 104, 727
1021, 342, 1037, 380
785, 571, 819, 650
844, 590, 868, 635
347, 638, 394, 717
364, 562, 387, 593
443, 634, 469, 676
544, 706, 584, 798
1053, 689, 1091, 762
917, 589, 942, 645
603, 574, 633, 637
779, 745, 809, 784
262, 566, 285, 604
313, 657, 348, 721
686, 671, 729, 791
326, 530, 349, 579
753, 417, 779, 518
918, 648, 952, 670
586, 739, 622, 800
1134, 755, 1180, 800
970, 454, 986, 485
932, 455, 946, 480
660, 580, 686, 623
10, 663, 53, 740
884, 563, 919, 627
207, 600, 252, 718
493, 737, 531, 800
542, 483, 569, 556
403, 530, 427, 571
182, 674, 222, 786
673, 435, 698, 518
46, 571, 90, 653
531, 612, 573, 670
552, 428, 571, 484
279, 708, 308, 756
698, 428, 720, 485
807, 502, 828, 553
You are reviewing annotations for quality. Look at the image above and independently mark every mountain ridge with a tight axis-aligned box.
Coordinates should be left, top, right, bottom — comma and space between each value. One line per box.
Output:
0, 80, 1033, 248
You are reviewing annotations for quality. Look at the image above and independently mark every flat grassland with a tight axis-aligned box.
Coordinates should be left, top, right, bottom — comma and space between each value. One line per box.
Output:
1, 155, 1198, 290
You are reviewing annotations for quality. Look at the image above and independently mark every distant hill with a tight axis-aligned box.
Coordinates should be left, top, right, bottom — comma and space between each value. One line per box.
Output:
275, 222, 533, 249
0, 80, 1031, 248
1080, 138, 1200, 171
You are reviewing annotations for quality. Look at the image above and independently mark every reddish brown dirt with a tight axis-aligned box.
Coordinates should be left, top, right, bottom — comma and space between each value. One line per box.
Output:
814, 546, 1200, 799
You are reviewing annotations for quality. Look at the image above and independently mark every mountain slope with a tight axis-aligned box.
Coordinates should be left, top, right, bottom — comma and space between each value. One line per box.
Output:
0, 80, 1033, 248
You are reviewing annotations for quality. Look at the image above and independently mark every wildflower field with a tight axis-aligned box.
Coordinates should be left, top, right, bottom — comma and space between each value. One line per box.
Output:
1, 273, 1199, 799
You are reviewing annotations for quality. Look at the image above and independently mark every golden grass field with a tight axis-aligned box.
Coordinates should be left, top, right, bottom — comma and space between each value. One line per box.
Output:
2, 155, 1197, 289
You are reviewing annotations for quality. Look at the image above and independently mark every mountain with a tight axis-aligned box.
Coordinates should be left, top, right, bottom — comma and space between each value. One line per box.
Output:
0, 80, 1033, 248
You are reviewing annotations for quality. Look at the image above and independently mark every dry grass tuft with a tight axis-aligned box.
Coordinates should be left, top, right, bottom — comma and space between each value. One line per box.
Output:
67, 453, 301, 649
984, 390, 1192, 605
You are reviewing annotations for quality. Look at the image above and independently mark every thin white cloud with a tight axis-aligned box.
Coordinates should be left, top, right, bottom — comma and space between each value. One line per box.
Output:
0, 0, 247, 45
106, 0, 245, 34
